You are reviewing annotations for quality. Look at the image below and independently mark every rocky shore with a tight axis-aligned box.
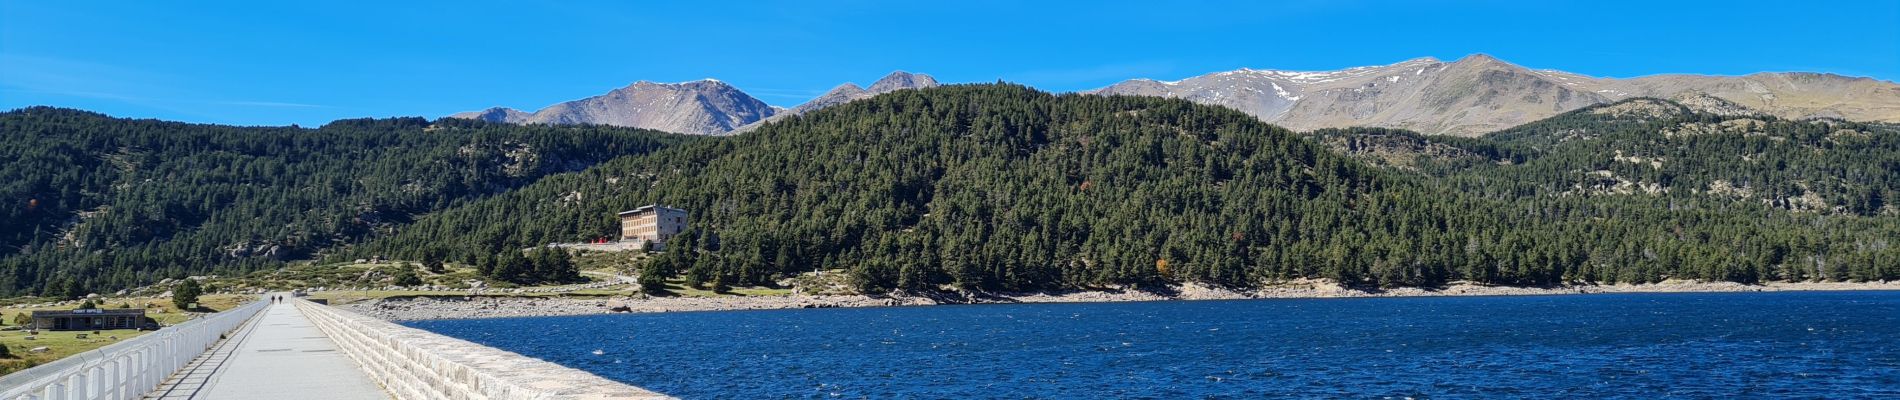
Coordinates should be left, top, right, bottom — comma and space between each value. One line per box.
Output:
337, 280, 1900, 321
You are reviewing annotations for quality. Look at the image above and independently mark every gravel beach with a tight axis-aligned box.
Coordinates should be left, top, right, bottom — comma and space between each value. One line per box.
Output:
336, 280, 1900, 321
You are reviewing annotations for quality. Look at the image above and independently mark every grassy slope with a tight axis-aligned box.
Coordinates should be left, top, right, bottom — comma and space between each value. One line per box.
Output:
0, 294, 251, 376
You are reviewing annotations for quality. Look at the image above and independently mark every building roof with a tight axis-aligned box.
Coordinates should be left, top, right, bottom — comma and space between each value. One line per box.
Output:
617, 204, 685, 216
32, 308, 146, 317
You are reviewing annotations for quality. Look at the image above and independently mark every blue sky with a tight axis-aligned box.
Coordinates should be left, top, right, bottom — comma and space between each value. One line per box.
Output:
3, 0, 1896, 126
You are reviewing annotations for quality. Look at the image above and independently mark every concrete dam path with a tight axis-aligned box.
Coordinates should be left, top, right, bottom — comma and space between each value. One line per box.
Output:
147, 297, 390, 400
3, 291, 663, 399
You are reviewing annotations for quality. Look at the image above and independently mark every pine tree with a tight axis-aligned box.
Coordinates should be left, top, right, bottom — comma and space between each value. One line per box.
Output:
172, 279, 202, 310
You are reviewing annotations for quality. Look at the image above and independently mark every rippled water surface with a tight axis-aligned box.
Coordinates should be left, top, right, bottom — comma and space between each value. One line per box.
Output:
407, 291, 1900, 399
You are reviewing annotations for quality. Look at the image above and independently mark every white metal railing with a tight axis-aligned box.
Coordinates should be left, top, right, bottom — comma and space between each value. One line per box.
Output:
0, 298, 266, 400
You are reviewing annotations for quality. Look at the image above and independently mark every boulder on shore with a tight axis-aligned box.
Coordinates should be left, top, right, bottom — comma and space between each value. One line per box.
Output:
605, 299, 632, 312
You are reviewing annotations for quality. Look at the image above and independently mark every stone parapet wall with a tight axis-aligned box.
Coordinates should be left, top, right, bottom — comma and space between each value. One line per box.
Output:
294, 299, 671, 400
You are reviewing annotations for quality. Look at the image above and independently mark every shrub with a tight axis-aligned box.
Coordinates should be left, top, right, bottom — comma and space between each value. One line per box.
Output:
173, 279, 203, 310
393, 267, 423, 287
637, 262, 669, 294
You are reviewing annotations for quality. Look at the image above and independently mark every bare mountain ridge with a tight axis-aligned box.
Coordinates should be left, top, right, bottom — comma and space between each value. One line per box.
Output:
448, 79, 775, 136
723, 71, 939, 135
450, 107, 532, 123
450, 56, 1898, 137
1094, 54, 1900, 136
449, 71, 936, 136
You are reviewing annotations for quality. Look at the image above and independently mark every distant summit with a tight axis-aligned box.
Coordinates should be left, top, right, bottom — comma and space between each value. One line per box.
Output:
797, 71, 939, 116
448, 79, 777, 136
725, 71, 940, 134
1095, 54, 1900, 136
867, 71, 939, 93
447, 107, 531, 124
447, 72, 938, 136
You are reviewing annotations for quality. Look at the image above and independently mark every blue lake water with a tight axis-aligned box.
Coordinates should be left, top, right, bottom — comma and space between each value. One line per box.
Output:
406, 291, 1900, 399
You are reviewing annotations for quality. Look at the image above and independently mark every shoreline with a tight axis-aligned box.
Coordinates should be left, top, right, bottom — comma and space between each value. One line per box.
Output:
337, 280, 1900, 321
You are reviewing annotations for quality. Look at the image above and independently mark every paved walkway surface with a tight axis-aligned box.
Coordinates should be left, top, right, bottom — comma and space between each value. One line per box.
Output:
147, 294, 390, 400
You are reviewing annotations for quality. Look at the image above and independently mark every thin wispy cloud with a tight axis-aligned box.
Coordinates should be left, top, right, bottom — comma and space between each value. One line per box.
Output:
2, 88, 146, 102
1, 54, 328, 110
3, 88, 330, 110
213, 100, 329, 108
0, 53, 173, 104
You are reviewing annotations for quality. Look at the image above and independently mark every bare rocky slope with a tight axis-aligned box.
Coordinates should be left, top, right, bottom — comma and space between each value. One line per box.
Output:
1093, 54, 1900, 136
723, 71, 939, 134
448, 79, 777, 136
449, 71, 936, 136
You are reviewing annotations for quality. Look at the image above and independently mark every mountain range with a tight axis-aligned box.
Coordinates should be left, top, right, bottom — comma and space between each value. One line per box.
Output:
450, 72, 938, 136
451, 54, 1900, 136
1096, 54, 1900, 136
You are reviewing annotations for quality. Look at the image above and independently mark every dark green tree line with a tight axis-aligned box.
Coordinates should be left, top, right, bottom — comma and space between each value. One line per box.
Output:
0, 108, 691, 296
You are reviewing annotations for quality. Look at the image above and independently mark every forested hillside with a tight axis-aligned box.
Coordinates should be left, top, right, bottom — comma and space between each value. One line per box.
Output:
1447, 99, 1900, 216
359, 85, 1900, 293
1320, 99, 1900, 216
0, 108, 691, 296
7, 88, 1898, 299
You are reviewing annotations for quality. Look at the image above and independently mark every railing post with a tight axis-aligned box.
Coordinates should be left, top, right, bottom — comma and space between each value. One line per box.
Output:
125, 350, 139, 396
94, 364, 108, 399
79, 367, 94, 400
69, 373, 86, 400
136, 348, 150, 393
170, 335, 181, 370
103, 359, 119, 400
146, 336, 159, 389
103, 360, 118, 400
127, 354, 138, 399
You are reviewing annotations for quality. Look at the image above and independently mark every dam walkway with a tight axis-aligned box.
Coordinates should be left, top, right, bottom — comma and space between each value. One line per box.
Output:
5, 291, 663, 400
145, 296, 390, 400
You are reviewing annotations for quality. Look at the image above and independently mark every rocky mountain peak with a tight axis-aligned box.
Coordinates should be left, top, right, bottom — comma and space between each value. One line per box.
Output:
618, 79, 736, 92
447, 107, 531, 124
1453, 53, 1503, 65
448, 78, 776, 135
723, 71, 944, 135
829, 82, 868, 94
787, 83, 870, 114
1440, 54, 1529, 77
868, 71, 939, 93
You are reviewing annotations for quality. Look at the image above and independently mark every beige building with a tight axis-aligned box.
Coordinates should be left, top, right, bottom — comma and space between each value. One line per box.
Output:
619, 204, 689, 246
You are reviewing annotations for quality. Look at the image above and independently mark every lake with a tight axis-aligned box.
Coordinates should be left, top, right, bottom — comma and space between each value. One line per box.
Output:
406, 291, 1900, 399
